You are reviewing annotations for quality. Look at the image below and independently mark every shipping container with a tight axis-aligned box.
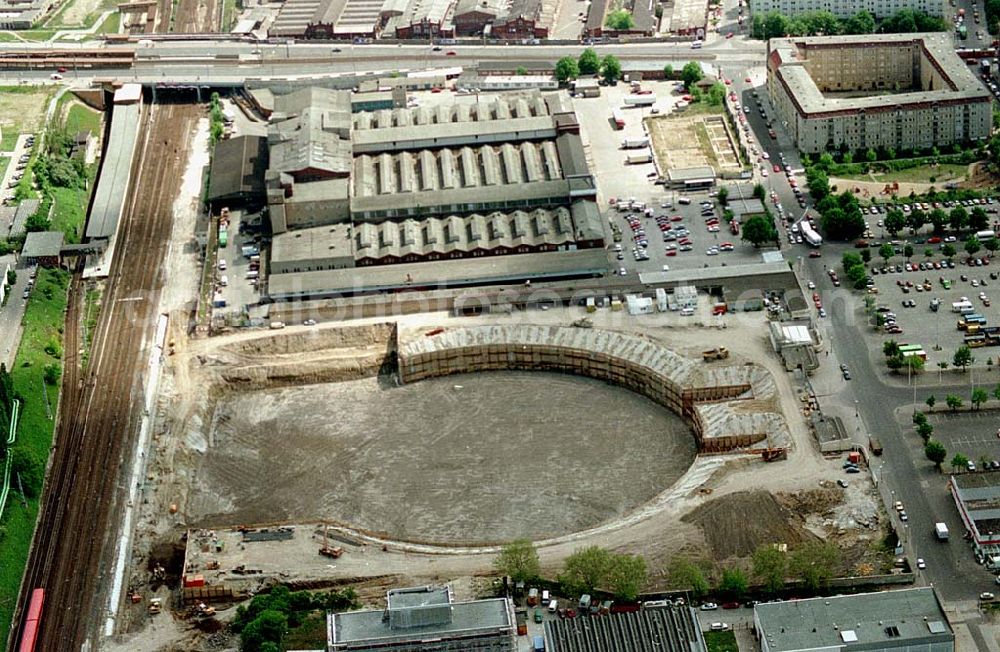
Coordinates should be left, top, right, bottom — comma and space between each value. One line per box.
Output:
623, 94, 656, 106
621, 137, 650, 149
625, 152, 653, 164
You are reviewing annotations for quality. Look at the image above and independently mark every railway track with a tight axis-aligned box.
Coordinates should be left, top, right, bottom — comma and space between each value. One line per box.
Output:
10, 100, 201, 650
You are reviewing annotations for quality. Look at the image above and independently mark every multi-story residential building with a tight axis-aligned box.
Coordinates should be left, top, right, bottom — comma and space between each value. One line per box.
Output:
767, 33, 991, 155
749, 0, 944, 19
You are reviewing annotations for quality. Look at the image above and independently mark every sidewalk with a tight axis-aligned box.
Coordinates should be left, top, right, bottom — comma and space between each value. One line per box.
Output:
0, 265, 34, 370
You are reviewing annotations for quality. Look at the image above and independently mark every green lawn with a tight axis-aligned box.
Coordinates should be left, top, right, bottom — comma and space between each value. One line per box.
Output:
0, 132, 16, 152
0, 268, 70, 646
283, 611, 328, 650
94, 11, 120, 34
63, 102, 102, 136
44, 0, 123, 29
841, 162, 970, 184
50, 186, 87, 244
0, 157, 8, 179
704, 629, 739, 652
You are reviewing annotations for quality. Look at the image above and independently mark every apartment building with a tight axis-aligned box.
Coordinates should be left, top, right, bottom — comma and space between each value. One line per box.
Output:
767, 33, 991, 155
749, 0, 945, 19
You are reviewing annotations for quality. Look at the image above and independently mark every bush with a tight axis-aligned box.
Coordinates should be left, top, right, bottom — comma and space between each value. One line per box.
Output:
43, 338, 61, 359
43, 364, 60, 386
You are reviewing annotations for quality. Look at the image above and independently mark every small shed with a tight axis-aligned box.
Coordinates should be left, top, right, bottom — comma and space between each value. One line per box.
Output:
22, 231, 64, 267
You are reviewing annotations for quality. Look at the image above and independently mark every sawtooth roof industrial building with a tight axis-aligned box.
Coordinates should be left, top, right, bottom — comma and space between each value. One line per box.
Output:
248, 87, 605, 301
767, 33, 992, 154
326, 585, 515, 651
753, 588, 953, 652
543, 604, 705, 652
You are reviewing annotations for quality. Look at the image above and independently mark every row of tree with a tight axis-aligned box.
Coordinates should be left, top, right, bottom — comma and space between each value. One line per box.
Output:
555, 49, 621, 84
495, 537, 843, 602
233, 585, 360, 652
751, 8, 946, 40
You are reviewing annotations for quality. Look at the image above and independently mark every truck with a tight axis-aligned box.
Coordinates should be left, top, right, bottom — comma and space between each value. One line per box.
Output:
612, 108, 625, 129
952, 300, 974, 313
934, 522, 950, 540
976, 229, 996, 241
702, 347, 730, 361
869, 435, 883, 456
623, 94, 656, 107
621, 137, 650, 149
625, 152, 653, 164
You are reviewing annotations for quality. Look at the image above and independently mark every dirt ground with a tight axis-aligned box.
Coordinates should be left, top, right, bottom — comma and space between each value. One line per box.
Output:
55, 0, 105, 25
113, 304, 900, 650
0, 88, 52, 138
646, 111, 740, 175
186, 371, 697, 543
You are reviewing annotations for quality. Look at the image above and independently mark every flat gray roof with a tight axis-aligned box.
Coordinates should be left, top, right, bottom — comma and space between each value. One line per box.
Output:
87, 102, 141, 240
22, 230, 64, 258
667, 166, 715, 182
330, 597, 512, 646
351, 116, 557, 153
268, 248, 608, 298
755, 588, 952, 652
950, 470, 1000, 543
638, 261, 793, 286
730, 198, 766, 216
271, 222, 353, 263
8, 198, 40, 240
770, 33, 991, 117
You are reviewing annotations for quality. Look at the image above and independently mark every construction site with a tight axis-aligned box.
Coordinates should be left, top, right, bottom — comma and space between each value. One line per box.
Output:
85, 302, 893, 649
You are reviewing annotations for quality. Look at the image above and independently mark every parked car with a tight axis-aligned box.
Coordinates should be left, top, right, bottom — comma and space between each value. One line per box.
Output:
700, 602, 719, 611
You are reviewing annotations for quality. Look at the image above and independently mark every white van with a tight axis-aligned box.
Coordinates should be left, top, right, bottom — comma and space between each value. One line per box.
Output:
548, 599, 558, 613
678, 197, 691, 205
542, 590, 550, 602
680, 307, 695, 316
220, 275, 229, 287
691, 40, 703, 49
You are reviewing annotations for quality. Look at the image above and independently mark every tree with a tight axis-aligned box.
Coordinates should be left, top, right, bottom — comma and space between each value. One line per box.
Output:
43, 363, 60, 386
600, 55, 622, 83
605, 8, 634, 29
717, 187, 729, 205
240, 609, 288, 652
742, 215, 778, 247
883, 339, 901, 357
555, 57, 579, 82
5, 269, 14, 286
515, 66, 528, 75
953, 345, 974, 371
10, 447, 43, 498
561, 546, 611, 594
707, 82, 726, 106
949, 205, 969, 231
951, 452, 970, 472
972, 387, 989, 410
763, 10, 789, 38
607, 553, 647, 602
986, 237, 1000, 256
925, 395, 936, 410
842, 9, 875, 33
751, 545, 787, 594
925, 439, 947, 469
942, 243, 957, 260
663, 64, 674, 79
907, 208, 927, 232
970, 206, 990, 231
807, 170, 830, 202
928, 208, 949, 234
717, 568, 748, 599
945, 394, 963, 411
913, 410, 927, 426
578, 48, 600, 75
752, 183, 767, 200
494, 539, 540, 583
680, 61, 702, 89
965, 236, 982, 257
884, 208, 905, 236
917, 421, 934, 440
879, 243, 894, 263
861, 249, 872, 263
667, 558, 709, 597
903, 244, 914, 259
886, 353, 905, 371
865, 148, 878, 162
789, 542, 838, 591
993, 383, 1000, 402
905, 355, 925, 373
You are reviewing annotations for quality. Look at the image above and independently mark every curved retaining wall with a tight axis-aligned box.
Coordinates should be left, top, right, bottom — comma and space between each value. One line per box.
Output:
398, 325, 763, 452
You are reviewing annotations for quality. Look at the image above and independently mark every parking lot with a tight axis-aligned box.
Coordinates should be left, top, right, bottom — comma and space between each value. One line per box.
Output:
571, 81, 779, 277
214, 209, 264, 317
926, 411, 1000, 470
801, 200, 1000, 370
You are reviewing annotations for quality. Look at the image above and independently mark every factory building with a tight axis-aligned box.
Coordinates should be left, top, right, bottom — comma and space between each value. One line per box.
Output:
260, 87, 604, 300
949, 470, 1000, 558
327, 585, 516, 651
767, 33, 991, 155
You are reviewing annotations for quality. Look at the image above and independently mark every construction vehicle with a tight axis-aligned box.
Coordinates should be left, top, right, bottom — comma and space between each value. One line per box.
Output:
702, 347, 730, 361
319, 526, 344, 558
761, 448, 787, 462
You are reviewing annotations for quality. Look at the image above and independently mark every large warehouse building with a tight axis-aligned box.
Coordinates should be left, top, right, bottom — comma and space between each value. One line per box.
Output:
251, 87, 605, 300
767, 33, 991, 155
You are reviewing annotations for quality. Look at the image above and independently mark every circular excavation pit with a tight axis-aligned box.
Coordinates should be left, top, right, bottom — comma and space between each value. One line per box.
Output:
186, 371, 698, 545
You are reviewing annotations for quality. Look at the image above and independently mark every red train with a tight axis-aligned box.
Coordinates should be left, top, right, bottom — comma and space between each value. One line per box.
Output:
18, 588, 44, 652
